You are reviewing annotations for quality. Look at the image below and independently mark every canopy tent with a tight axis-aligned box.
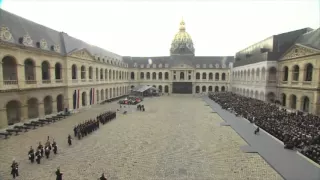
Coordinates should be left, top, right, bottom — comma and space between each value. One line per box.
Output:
132, 85, 157, 93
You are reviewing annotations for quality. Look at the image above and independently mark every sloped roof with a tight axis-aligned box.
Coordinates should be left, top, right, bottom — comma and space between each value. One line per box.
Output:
123, 55, 234, 69
295, 28, 320, 50
61, 32, 122, 61
0, 9, 122, 61
0, 9, 64, 54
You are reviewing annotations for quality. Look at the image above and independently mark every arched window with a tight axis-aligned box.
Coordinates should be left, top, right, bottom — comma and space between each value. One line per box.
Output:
130, 72, 135, 80
196, 73, 200, 80
165, 72, 169, 80
180, 72, 185, 80
140, 72, 144, 79
81, 66, 86, 80
221, 73, 226, 81
305, 63, 313, 81
292, 65, 299, 81
282, 66, 288, 81
41, 61, 50, 81
215, 73, 219, 80
71, 64, 77, 79
202, 73, 206, 80
152, 72, 156, 79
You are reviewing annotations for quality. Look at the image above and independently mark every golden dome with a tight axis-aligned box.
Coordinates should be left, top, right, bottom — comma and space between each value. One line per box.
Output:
170, 18, 194, 55
172, 19, 193, 44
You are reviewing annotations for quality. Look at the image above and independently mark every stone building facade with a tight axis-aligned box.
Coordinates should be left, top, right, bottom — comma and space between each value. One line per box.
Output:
232, 27, 320, 115
0, 10, 233, 128
278, 29, 320, 115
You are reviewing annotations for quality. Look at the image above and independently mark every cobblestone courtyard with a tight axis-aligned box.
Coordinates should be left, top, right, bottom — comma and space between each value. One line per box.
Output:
0, 95, 283, 180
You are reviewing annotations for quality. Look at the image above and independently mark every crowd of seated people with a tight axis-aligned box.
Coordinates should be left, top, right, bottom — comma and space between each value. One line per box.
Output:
208, 92, 320, 164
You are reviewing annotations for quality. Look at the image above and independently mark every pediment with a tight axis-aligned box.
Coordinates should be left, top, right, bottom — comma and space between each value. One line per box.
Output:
171, 63, 194, 69
68, 48, 94, 60
280, 44, 320, 60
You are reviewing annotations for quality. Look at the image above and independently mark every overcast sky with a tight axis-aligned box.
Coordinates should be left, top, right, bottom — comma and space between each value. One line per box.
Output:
1, 0, 319, 56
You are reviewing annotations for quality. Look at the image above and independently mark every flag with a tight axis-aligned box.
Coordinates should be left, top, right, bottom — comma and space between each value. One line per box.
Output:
77, 89, 80, 109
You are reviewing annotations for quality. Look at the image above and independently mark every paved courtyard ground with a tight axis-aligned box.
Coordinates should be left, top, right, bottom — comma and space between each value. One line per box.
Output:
0, 95, 283, 180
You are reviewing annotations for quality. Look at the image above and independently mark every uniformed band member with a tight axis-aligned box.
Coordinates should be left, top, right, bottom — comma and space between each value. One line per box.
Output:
73, 119, 100, 140
52, 140, 58, 154
10, 159, 19, 179
35, 149, 42, 164
37, 142, 44, 157
45, 145, 51, 159
28, 146, 35, 163
68, 134, 72, 146
100, 173, 107, 180
56, 167, 63, 180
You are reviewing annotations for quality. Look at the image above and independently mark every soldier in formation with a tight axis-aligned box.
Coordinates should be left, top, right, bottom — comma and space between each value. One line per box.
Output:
97, 111, 116, 125
10, 159, 19, 179
73, 119, 100, 140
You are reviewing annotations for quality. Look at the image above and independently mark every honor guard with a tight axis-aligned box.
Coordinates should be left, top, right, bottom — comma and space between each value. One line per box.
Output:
10, 159, 19, 179
28, 146, 35, 163
68, 134, 72, 146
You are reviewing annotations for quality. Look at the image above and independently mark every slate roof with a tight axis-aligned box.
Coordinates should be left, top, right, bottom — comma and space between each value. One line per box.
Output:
0, 8, 63, 54
61, 32, 122, 61
123, 55, 234, 69
295, 28, 320, 50
0, 9, 122, 62
234, 27, 313, 67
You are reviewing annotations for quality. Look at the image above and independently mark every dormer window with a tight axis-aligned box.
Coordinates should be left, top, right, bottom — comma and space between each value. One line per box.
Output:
141, 64, 144, 68
203, 64, 206, 68
159, 64, 162, 68
134, 63, 137, 68
209, 64, 213, 68
229, 62, 233, 68
147, 64, 150, 68
152, 64, 156, 68
222, 64, 226, 68
215, 64, 220, 68
196, 64, 200, 68
165, 64, 169, 68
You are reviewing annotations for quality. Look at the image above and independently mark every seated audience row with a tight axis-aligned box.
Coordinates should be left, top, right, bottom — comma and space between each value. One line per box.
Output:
208, 92, 320, 164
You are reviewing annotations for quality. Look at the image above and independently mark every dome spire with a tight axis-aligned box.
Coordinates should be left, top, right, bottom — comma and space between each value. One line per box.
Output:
179, 17, 185, 32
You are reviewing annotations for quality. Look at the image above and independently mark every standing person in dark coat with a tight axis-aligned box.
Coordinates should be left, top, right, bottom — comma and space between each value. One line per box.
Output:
100, 173, 107, 180
67, 134, 72, 146
52, 139, 58, 154
56, 167, 63, 180
10, 159, 19, 179
28, 146, 35, 163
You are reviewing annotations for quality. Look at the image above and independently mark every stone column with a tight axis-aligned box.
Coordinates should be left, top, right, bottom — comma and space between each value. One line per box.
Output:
52, 101, 58, 114
17, 63, 25, 88
21, 105, 28, 121
0, 62, 3, 88
0, 109, 7, 128
39, 103, 45, 117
